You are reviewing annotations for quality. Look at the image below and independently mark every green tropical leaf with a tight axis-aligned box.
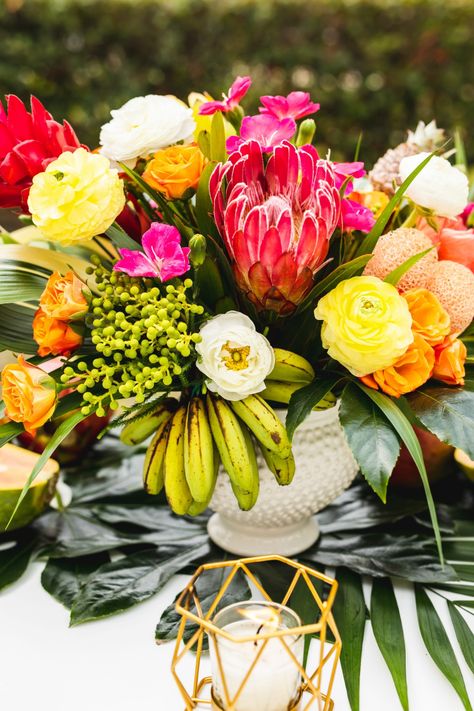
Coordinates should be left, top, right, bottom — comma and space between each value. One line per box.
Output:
70, 543, 211, 625
295, 254, 372, 315
286, 373, 343, 440
383, 247, 434, 286
448, 602, 474, 674
371, 578, 409, 711
0, 536, 37, 591
5, 410, 88, 529
210, 110, 226, 163
156, 565, 251, 645
0, 302, 37, 353
415, 585, 473, 711
41, 554, 110, 609
333, 568, 366, 711
357, 384, 444, 564
195, 161, 218, 238
407, 386, 474, 459
0, 243, 92, 281
0, 266, 46, 304
339, 383, 400, 502
0, 420, 23, 447
105, 223, 140, 251
356, 151, 435, 256
290, 573, 322, 667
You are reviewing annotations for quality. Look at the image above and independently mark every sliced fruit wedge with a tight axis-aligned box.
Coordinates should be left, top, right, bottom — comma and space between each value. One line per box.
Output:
0, 444, 59, 531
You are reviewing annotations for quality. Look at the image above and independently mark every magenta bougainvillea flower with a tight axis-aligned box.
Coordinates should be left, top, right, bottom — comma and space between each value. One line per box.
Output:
198, 76, 252, 115
226, 114, 296, 154
259, 91, 320, 121
0, 95, 84, 210
114, 223, 190, 280
210, 140, 341, 314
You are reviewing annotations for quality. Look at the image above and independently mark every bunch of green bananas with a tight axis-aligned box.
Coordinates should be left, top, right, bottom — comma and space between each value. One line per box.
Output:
121, 349, 334, 514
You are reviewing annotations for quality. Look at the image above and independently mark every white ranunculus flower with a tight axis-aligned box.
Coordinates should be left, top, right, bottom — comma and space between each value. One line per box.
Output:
399, 152, 469, 218
99, 95, 196, 166
195, 312, 275, 401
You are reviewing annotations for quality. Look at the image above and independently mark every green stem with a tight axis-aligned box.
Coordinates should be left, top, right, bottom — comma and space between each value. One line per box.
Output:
400, 206, 419, 229
54, 489, 65, 512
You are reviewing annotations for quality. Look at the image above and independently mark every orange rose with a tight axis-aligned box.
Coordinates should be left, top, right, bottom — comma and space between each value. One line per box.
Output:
40, 271, 89, 321
432, 335, 466, 386
361, 333, 435, 398
403, 288, 451, 346
33, 309, 82, 357
142, 144, 207, 200
1, 356, 57, 434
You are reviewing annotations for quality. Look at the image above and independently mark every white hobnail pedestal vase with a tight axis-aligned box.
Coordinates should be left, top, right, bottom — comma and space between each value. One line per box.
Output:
208, 405, 358, 557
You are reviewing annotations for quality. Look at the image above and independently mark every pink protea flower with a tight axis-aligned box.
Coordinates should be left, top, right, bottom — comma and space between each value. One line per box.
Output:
198, 76, 252, 115
259, 91, 320, 120
0, 95, 85, 210
114, 223, 190, 280
226, 115, 296, 154
210, 140, 341, 314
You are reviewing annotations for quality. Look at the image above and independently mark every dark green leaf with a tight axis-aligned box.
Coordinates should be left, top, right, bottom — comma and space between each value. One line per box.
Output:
448, 602, 474, 674
295, 255, 372, 315
290, 572, 322, 667
41, 553, 109, 609
407, 386, 474, 459
451, 600, 474, 609
0, 536, 37, 591
333, 568, 366, 711
105, 223, 142, 251
92, 503, 208, 540
6, 410, 87, 529
286, 374, 342, 440
371, 578, 409, 711
156, 565, 251, 645
357, 384, 444, 564
356, 151, 435, 256
415, 585, 473, 711
70, 542, 211, 625
0, 302, 37, 352
195, 162, 219, 238
0, 420, 23, 446
0, 268, 46, 304
383, 247, 434, 286
339, 383, 400, 502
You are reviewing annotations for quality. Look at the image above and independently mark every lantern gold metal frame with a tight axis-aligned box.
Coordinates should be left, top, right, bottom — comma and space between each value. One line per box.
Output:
170, 554, 341, 710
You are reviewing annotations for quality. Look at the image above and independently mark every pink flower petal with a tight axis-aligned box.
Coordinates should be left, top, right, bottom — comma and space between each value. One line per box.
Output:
260, 91, 320, 120
114, 250, 159, 277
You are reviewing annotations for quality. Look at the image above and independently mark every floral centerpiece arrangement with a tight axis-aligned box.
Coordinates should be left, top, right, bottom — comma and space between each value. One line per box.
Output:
0, 80, 473, 561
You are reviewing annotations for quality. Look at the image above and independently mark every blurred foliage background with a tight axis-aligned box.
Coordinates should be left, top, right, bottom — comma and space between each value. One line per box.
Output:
0, 0, 473, 165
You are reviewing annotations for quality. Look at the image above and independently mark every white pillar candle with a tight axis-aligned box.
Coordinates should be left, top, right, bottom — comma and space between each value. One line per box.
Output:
209, 602, 304, 711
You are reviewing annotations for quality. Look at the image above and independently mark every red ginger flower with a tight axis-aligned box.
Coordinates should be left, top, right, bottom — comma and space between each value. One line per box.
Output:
210, 140, 341, 314
0, 95, 85, 210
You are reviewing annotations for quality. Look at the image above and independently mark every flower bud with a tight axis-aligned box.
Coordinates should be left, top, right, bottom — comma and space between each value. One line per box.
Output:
296, 119, 316, 147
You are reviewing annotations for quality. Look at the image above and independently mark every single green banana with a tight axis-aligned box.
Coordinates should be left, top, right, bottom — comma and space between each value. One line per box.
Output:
187, 444, 221, 516
184, 397, 216, 503
206, 394, 259, 511
261, 380, 301, 405
164, 406, 193, 515
259, 444, 296, 486
268, 348, 315, 384
142, 418, 172, 495
230, 394, 292, 459
120, 399, 177, 446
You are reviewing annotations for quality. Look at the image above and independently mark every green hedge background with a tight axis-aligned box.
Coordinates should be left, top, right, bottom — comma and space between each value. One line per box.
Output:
1, 0, 473, 165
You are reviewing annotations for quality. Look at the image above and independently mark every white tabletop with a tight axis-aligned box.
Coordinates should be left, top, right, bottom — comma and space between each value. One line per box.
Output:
1, 562, 472, 711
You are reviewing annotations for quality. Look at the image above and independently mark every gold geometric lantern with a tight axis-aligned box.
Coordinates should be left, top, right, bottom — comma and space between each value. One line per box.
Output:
170, 554, 341, 710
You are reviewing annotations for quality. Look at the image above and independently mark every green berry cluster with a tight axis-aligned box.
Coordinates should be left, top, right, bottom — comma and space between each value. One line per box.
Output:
60, 257, 204, 416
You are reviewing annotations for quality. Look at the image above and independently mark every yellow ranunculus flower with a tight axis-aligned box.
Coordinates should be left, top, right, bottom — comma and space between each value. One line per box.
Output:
28, 148, 125, 245
314, 276, 414, 377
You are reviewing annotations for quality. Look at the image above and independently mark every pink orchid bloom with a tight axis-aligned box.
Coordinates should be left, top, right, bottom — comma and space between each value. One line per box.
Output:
210, 140, 341, 314
418, 216, 474, 273
259, 91, 320, 121
226, 114, 296, 154
113, 223, 190, 280
198, 76, 252, 115
340, 198, 375, 233
332, 161, 374, 233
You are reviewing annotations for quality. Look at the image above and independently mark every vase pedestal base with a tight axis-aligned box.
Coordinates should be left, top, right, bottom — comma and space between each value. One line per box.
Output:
207, 513, 320, 557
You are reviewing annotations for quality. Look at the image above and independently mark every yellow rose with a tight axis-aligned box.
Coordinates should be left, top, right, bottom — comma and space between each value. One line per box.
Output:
28, 148, 125, 244
142, 144, 207, 199
314, 276, 413, 376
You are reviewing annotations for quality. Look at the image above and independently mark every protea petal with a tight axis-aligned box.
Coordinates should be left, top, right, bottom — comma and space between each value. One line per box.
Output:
248, 261, 272, 301
259, 226, 283, 272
